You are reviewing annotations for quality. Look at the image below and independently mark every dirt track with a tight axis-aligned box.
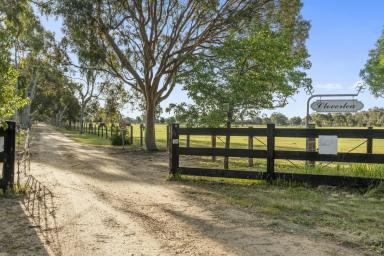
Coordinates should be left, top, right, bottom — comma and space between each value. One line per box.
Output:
18, 124, 364, 255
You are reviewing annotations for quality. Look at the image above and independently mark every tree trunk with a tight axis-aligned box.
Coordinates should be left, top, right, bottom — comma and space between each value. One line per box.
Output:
80, 104, 85, 134
20, 73, 37, 129
20, 104, 31, 129
144, 99, 158, 151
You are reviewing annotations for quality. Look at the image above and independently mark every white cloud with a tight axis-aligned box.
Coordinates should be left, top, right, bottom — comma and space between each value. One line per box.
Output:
315, 83, 343, 90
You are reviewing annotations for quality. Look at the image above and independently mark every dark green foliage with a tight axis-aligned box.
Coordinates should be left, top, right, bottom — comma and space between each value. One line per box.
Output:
111, 134, 130, 146
361, 30, 384, 97
170, 0, 312, 127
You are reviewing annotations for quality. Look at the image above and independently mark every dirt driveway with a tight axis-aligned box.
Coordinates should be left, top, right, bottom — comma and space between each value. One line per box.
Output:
5, 124, 364, 256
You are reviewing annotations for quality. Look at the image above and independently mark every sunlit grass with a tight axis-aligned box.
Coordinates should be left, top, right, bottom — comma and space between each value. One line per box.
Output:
59, 124, 384, 178
57, 128, 112, 146
178, 177, 384, 254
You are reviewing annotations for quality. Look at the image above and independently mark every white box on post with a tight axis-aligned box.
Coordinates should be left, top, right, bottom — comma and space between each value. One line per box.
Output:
318, 135, 338, 155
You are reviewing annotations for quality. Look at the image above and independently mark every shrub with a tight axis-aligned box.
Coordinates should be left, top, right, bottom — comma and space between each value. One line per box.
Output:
111, 134, 130, 146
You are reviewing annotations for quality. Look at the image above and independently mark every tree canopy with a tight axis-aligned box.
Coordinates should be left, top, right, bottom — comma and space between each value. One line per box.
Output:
361, 30, 384, 97
47, 0, 280, 150
169, 0, 312, 127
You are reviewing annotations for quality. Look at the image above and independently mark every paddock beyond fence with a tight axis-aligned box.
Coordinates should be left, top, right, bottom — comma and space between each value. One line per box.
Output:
64, 121, 171, 149
169, 123, 384, 187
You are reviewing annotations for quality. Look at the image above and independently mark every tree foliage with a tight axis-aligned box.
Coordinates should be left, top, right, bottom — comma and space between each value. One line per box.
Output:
361, 30, 384, 97
170, 0, 312, 127
47, 0, 276, 150
0, 0, 30, 124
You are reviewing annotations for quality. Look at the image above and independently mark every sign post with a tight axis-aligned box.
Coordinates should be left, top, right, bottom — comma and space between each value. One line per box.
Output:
305, 86, 364, 166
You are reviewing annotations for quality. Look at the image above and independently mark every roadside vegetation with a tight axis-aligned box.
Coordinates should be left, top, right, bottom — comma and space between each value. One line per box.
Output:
178, 176, 384, 255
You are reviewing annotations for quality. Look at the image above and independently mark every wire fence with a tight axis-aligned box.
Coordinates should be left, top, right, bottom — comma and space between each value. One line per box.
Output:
16, 128, 62, 254
16, 129, 31, 187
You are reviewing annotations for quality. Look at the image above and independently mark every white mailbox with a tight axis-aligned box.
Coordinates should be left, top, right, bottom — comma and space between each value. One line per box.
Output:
318, 135, 338, 155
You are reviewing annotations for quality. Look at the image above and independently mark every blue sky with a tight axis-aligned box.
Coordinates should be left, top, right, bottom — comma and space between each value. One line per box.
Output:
39, 0, 384, 118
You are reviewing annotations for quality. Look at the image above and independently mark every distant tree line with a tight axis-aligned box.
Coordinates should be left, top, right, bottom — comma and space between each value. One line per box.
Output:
237, 108, 384, 127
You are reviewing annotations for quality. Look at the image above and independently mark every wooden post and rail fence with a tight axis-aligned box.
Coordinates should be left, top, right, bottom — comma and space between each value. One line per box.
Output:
169, 123, 383, 187
64, 121, 153, 148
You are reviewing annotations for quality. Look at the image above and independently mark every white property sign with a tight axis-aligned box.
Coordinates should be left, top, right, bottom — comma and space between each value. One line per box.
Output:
318, 135, 338, 155
311, 99, 364, 113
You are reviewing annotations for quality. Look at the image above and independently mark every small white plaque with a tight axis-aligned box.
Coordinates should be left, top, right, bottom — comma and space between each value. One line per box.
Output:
172, 139, 179, 144
0, 136, 3, 152
318, 135, 338, 155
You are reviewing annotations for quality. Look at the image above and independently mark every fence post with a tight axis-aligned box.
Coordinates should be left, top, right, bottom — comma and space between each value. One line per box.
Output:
248, 126, 253, 167
166, 125, 170, 152
211, 135, 216, 161
186, 134, 190, 148
106, 126, 108, 139
110, 124, 113, 138
306, 123, 316, 167
267, 123, 275, 183
169, 124, 179, 175
2, 121, 16, 191
224, 128, 230, 170
130, 125, 133, 145
140, 124, 143, 146
367, 126, 373, 154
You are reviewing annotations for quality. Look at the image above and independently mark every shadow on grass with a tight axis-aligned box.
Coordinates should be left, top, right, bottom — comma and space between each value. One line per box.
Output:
0, 193, 52, 255
174, 176, 384, 254
22, 175, 62, 255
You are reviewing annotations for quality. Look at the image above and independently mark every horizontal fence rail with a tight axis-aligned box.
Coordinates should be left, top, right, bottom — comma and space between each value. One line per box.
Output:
170, 123, 384, 188
179, 127, 384, 138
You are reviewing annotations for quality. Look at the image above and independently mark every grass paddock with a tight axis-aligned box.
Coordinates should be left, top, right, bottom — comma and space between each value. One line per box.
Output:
60, 124, 384, 179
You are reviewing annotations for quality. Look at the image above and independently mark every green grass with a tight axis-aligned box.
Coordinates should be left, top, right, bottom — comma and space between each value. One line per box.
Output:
178, 176, 384, 254
57, 127, 113, 147
65, 123, 384, 153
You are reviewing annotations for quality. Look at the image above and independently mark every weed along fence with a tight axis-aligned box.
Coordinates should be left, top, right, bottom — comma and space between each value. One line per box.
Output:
0, 121, 16, 192
169, 123, 384, 187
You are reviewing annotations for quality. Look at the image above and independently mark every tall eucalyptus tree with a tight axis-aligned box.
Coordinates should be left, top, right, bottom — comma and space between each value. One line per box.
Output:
48, 0, 273, 150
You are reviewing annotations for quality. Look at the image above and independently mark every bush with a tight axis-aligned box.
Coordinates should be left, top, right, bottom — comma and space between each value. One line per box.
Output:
111, 134, 131, 146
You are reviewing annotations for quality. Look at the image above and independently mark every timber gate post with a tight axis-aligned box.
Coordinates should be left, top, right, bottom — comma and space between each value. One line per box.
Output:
186, 134, 190, 148
248, 126, 253, 167
367, 127, 373, 154
166, 125, 170, 152
130, 125, 133, 145
306, 123, 316, 167
211, 135, 216, 161
169, 124, 179, 175
266, 123, 275, 183
1, 121, 16, 192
